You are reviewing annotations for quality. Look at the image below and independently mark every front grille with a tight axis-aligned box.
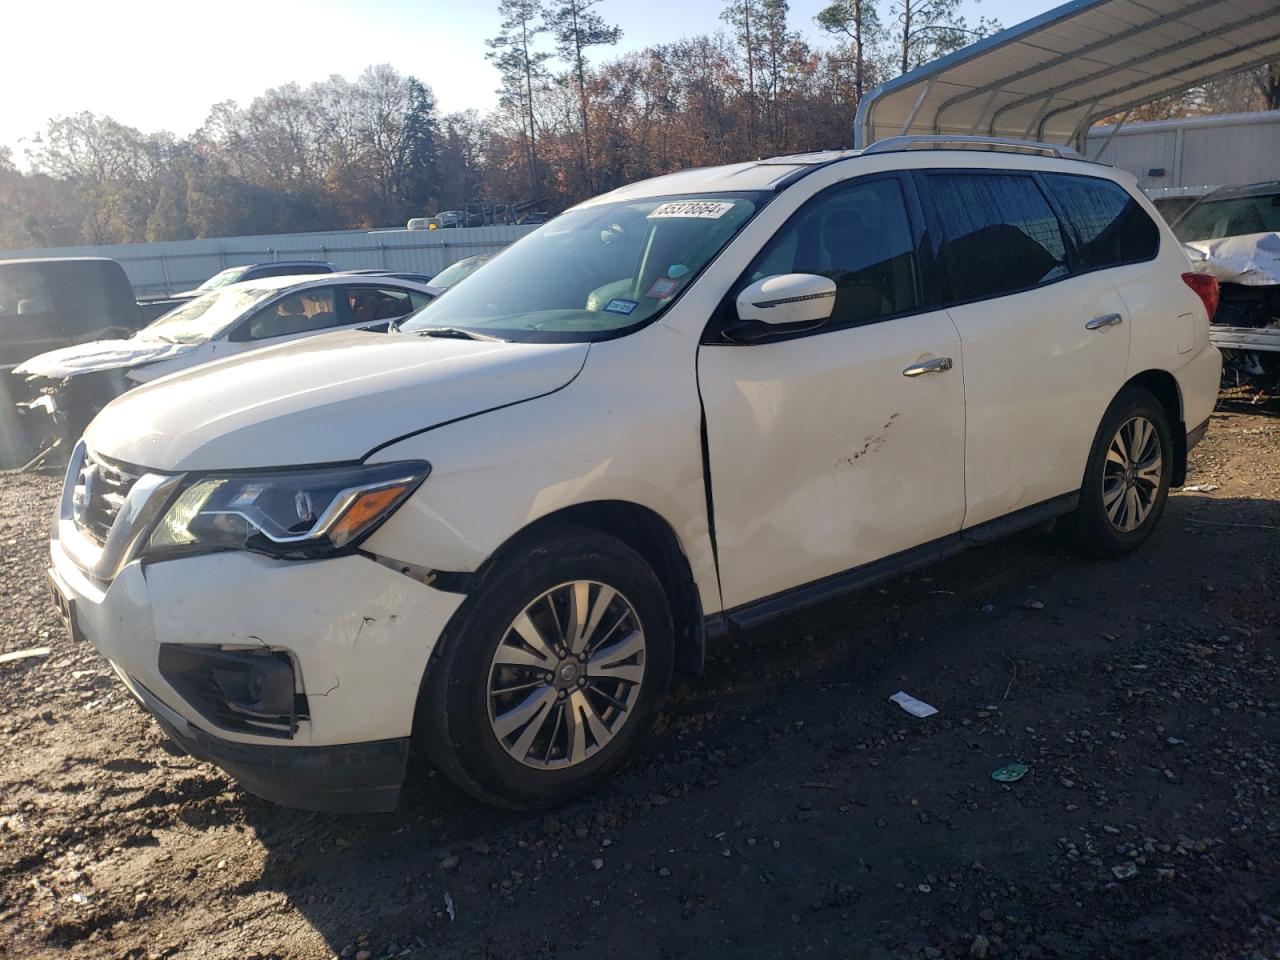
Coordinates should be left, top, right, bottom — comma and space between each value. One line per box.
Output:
72, 451, 142, 544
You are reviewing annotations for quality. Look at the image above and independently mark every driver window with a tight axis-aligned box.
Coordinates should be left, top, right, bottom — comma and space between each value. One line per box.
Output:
246, 288, 339, 340
348, 287, 414, 325
746, 178, 920, 326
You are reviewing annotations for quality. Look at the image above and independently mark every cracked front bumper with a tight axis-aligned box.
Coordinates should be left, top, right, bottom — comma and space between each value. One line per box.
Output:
129, 673, 411, 812
49, 536, 464, 810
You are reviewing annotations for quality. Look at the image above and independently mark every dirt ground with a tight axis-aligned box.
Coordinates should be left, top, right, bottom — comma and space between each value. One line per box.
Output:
1, 408, 1277, 960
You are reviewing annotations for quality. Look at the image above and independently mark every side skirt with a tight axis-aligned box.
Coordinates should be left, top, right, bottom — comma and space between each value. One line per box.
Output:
705, 491, 1079, 637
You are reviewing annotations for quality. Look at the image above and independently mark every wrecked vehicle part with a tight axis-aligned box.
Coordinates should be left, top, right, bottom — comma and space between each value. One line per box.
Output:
12, 276, 437, 463
1209, 282, 1280, 394
1183, 231, 1280, 287
20, 367, 137, 454
13, 337, 199, 379
1176, 184, 1280, 394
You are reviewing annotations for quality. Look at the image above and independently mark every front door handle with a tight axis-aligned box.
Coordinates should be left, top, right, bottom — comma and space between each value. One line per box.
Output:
1086, 313, 1123, 330
902, 357, 953, 377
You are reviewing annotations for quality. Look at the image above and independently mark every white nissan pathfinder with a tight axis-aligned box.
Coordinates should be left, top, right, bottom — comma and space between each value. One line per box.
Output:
48, 138, 1223, 812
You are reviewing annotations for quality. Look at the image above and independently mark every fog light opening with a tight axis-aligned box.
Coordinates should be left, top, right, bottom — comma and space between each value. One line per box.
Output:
158, 645, 309, 739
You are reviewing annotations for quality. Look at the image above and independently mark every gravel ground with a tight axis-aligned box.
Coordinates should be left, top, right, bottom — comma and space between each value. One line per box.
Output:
1, 409, 1277, 960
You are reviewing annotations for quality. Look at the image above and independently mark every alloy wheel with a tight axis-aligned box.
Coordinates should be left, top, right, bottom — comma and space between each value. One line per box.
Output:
486, 581, 646, 770
1101, 415, 1163, 533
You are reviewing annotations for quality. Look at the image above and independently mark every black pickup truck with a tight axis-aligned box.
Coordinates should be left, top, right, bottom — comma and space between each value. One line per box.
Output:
0, 257, 169, 466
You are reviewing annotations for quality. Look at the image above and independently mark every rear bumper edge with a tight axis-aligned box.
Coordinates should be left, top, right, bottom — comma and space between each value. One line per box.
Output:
1186, 417, 1210, 454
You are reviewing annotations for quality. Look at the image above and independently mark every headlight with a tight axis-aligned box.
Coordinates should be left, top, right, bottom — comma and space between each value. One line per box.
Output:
146, 461, 429, 559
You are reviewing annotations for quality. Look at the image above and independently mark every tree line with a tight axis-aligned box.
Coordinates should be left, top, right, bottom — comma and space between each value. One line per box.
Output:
0, 0, 1276, 250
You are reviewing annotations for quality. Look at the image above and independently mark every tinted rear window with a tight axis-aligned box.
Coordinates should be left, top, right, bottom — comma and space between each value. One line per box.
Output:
927, 173, 1068, 302
1044, 174, 1159, 268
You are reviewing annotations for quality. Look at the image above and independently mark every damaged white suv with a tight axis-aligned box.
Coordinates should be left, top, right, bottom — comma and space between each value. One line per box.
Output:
49, 138, 1222, 812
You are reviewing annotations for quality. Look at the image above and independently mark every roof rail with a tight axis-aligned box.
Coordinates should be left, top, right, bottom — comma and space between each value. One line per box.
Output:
861, 135, 1082, 160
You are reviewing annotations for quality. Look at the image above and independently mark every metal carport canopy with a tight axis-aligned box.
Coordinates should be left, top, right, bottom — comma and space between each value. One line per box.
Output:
854, 0, 1280, 149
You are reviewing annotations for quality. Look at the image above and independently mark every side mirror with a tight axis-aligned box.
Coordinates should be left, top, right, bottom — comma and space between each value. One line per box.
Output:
723, 273, 836, 343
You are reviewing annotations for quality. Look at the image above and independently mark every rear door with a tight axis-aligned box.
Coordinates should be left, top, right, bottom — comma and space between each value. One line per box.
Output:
698, 174, 967, 610
917, 169, 1131, 528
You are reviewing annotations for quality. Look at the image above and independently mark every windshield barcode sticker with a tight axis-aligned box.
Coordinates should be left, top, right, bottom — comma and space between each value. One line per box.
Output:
647, 200, 736, 220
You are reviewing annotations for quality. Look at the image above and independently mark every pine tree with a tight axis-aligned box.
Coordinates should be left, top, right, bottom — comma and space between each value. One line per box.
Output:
545, 0, 620, 191
815, 0, 884, 103
487, 0, 552, 200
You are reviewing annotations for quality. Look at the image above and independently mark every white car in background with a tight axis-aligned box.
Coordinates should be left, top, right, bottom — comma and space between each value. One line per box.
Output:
15, 274, 434, 436
48, 138, 1221, 813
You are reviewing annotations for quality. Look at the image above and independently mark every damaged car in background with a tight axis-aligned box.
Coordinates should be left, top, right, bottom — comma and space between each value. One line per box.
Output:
13, 274, 433, 457
1176, 180, 1280, 395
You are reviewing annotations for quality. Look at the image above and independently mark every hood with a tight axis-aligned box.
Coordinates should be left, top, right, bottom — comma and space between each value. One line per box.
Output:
1184, 231, 1280, 287
13, 337, 199, 378
84, 330, 588, 471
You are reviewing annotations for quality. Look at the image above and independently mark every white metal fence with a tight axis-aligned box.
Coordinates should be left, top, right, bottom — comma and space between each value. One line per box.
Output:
0, 224, 538, 296
1085, 111, 1280, 191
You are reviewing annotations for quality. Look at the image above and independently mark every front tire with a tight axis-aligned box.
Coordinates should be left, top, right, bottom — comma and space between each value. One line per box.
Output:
416, 526, 675, 810
1065, 386, 1174, 557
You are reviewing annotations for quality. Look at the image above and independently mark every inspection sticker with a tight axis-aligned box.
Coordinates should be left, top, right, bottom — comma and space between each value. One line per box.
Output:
646, 277, 680, 299
647, 200, 736, 220
603, 298, 638, 315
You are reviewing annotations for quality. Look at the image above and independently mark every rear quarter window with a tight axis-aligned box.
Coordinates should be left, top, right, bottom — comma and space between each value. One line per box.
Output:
1043, 174, 1159, 269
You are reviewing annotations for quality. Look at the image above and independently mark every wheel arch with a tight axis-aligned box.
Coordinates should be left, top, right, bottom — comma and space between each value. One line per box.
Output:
469, 500, 707, 676
1123, 369, 1187, 486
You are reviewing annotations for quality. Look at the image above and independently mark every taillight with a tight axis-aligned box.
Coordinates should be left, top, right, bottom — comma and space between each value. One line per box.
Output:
1182, 272, 1219, 322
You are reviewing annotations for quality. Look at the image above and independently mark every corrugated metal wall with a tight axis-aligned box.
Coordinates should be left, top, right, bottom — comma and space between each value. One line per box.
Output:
1086, 112, 1280, 191
0, 225, 537, 295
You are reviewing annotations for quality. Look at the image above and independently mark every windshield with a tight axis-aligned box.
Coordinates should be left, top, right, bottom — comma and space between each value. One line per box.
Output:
141, 286, 278, 344
400, 193, 766, 342
195, 266, 248, 292
429, 256, 490, 290
1174, 192, 1280, 242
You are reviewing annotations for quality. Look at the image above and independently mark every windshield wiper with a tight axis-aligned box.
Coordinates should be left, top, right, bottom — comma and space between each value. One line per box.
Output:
414, 326, 503, 342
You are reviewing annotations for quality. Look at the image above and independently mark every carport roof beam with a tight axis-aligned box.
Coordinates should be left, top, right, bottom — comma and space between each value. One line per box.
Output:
854, 0, 1280, 150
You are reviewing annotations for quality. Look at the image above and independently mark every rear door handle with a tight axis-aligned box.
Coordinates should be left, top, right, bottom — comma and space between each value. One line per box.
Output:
902, 357, 953, 377
1086, 313, 1123, 330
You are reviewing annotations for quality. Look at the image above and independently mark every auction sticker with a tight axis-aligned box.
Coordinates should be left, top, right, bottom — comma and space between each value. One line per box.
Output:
648, 200, 736, 220
603, 298, 638, 315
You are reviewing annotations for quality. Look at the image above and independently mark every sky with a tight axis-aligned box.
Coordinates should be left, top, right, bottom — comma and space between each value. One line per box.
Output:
0, 0, 1056, 162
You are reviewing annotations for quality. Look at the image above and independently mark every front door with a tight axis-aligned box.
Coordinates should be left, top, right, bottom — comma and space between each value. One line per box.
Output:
698, 175, 967, 611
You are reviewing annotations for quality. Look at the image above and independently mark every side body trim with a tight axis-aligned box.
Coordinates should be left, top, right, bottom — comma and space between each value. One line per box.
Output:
716, 491, 1079, 632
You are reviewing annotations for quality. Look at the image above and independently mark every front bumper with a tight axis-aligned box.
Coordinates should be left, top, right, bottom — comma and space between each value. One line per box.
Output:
128, 673, 410, 812
49, 533, 464, 812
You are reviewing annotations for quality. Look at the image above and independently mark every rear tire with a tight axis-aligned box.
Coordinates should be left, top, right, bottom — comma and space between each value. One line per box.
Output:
1064, 386, 1174, 558
415, 525, 674, 810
